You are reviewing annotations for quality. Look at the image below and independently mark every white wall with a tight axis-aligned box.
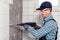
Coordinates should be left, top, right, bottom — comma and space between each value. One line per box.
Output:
0, 0, 13, 4
0, 0, 13, 40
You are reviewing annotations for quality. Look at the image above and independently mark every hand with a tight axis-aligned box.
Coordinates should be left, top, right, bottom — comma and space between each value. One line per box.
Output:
23, 25, 29, 30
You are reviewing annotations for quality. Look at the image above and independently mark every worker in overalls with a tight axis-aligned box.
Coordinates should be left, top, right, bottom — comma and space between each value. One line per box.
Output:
27, 1, 58, 40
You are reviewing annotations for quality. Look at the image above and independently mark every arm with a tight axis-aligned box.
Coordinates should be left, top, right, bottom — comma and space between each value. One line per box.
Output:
28, 21, 56, 38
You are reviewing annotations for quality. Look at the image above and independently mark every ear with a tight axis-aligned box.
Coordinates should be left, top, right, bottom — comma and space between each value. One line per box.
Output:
48, 8, 52, 12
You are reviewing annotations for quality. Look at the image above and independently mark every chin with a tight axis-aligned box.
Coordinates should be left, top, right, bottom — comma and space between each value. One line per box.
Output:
42, 16, 46, 18
42, 16, 44, 18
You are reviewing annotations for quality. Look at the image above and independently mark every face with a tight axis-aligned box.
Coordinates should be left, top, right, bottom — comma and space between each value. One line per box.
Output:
40, 8, 51, 18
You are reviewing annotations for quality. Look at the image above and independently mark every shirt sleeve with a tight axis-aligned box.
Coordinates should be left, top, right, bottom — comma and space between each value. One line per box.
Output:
28, 21, 56, 38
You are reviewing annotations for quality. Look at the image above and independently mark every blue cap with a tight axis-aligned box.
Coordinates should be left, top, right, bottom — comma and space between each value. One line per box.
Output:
36, 1, 52, 10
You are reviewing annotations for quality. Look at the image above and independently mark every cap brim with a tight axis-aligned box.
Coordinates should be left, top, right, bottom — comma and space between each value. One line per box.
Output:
36, 8, 41, 10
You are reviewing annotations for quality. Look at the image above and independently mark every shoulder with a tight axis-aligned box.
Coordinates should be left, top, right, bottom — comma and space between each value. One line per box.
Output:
45, 20, 57, 25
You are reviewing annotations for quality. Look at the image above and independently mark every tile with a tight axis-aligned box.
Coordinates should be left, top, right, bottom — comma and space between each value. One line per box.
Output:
28, 8, 34, 15
28, 1, 35, 8
23, 1, 29, 7
52, 12, 58, 16
28, 16, 34, 22
23, 8, 29, 15
23, 8, 34, 15
35, 0, 39, 8
23, 0, 35, 7
22, 16, 29, 22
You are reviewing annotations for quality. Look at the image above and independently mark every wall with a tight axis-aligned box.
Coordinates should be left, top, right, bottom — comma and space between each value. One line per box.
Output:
0, 0, 13, 40
9, 0, 22, 40
0, 0, 13, 4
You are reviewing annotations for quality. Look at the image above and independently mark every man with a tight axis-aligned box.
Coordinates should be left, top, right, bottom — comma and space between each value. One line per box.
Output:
27, 1, 58, 40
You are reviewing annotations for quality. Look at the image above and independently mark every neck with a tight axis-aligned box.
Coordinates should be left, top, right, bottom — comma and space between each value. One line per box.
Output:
44, 14, 51, 19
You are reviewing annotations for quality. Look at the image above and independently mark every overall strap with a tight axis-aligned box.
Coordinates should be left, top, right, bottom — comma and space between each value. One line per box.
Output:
39, 19, 58, 40
43, 19, 58, 40
43, 19, 56, 25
